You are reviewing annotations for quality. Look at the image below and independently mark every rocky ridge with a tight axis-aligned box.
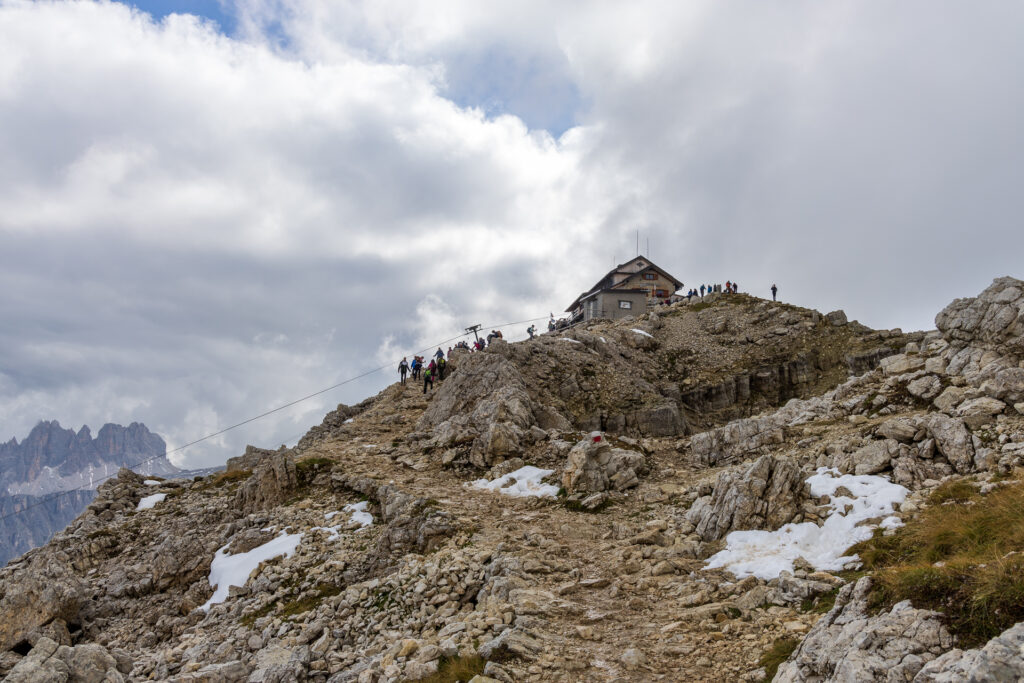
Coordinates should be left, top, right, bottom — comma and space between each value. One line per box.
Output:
0, 278, 1022, 681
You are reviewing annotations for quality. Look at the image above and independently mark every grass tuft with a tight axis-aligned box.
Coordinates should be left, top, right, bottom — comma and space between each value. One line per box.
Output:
852, 477, 1024, 647
759, 638, 799, 681
928, 479, 978, 505
419, 655, 486, 683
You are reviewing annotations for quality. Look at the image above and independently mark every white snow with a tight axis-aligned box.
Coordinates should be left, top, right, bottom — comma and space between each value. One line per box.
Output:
201, 531, 303, 611
137, 493, 166, 510
704, 468, 908, 580
631, 328, 653, 338
559, 337, 582, 344
344, 418, 354, 424
344, 501, 374, 528
600, 337, 607, 343
325, 511, 340, 520
470, 465, 560, 498
143, 479, 161, 486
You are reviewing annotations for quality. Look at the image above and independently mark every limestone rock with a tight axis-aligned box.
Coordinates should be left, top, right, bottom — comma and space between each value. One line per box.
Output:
935, 276, 1024, 357
234, 452, 298, 513
687, 455, 804, 542
833, 439, 899, 476
907, 375, 943, 401
0, 555, 86, 652
561, 435, 646, 494
826, 310, 848, 326
880, 354, 926, 376
914, 622, 1024, 681
775, 578, 953, 682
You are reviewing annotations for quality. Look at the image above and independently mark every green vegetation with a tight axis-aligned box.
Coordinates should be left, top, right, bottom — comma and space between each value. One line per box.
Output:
928, 479, 978, 505
852, 478, 1024, 647
240, 602, 276, 628
295, 457, 335, 485
419, 655, 486, 683
280, 582, 343, 618
800, 586, 839, 614
200, 469, 252, 490
759, 637, 799, 680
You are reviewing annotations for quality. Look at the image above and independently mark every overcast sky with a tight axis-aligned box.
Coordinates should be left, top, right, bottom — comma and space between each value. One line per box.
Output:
1, 0, 1022, 468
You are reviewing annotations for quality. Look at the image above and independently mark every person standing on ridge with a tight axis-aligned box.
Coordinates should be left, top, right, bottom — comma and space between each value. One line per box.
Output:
771, 283, 778, 301
435, 347, 444, 361
411, 356, 421, 380
398, 357, 409, 385
527, 324, 536, 339
700, 284, 705, 298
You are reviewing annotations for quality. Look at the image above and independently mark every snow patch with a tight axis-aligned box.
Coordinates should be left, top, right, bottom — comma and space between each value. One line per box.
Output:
201, 532, 303, 611
470, 465, 559, 498
631, 328, 653, 338
559, 337, 582, 344
137, 493, 166, 510
344, 418, 354, 424
143, 479, 161, 486
344, 501, 374, 528
704, 468, 908, 580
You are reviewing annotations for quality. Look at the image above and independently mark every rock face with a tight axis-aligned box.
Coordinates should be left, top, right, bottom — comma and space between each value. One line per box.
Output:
234, 453, 298, 513
776, 578, 954, 682
561, 435, 646, 493
914, 622, 1024, 681
687, 455, 805, 542
3, 636, 126, 682
0, 551, 86, 652
936, 276, 1024, 357
418, 353, 539, 467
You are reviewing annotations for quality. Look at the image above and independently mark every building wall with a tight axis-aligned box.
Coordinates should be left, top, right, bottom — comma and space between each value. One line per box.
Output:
614, 271, 679, 300
584, 291, 648, 321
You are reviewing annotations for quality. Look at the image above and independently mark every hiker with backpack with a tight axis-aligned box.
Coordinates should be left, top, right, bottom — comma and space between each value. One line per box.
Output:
411, 356, 421, 380
423, 364, 434, 393
771, 283, 778, 301
398, 357, 409, 385
527, 324, 536, 339
437, 356, 447, 380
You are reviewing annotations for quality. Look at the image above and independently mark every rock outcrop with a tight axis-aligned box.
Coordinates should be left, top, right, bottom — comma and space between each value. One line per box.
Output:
560, 434, 646, 493
776, 578, 954, 682
687, 455, 805, 542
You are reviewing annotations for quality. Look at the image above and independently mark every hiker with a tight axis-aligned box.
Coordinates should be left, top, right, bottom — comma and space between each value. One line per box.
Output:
411, 356, 421, 380
548, 318, 556, 331
733, 281, 738, 293
437, 355, 447, 380
527, 324, 536, 339
398, 357, 409, 385
423, 365, 434, 393
771, 283, 778, 301
726, 280, 731, 293
700, 284, 705, 297
435, 347, 444, 361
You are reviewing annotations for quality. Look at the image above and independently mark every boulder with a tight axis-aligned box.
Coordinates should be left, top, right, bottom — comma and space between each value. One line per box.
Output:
775, 578, 953, 682
833, 439, 900, 475
826, 310, 848, 326
876, 418, 919, 444
687, 455, 804, 542
935, 276, 1024, 357
907, 375, 943, 401
956, 397, 1006, 429
234, 452, 298, 513
914, 622, 1024, 681
561, 435, 645, 494
880, 354, 926, 376
916, 414, 975, 474
0, 555, 86, 652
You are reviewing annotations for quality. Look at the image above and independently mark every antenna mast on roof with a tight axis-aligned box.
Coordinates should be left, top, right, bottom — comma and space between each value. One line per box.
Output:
636, 230, 639, 257
647, 237, 650, 255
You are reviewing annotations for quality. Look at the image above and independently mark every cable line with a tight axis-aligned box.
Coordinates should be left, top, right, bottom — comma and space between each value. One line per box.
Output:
0, 313, 554, 523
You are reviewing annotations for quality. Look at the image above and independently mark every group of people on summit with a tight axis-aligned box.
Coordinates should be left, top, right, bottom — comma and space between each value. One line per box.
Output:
397, 282, 782, 387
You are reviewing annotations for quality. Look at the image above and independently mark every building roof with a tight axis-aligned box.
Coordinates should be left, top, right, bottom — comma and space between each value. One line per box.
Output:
565, 256, 683, 312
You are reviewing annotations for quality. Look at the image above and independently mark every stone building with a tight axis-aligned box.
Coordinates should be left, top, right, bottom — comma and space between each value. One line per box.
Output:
566, 255, 683, 322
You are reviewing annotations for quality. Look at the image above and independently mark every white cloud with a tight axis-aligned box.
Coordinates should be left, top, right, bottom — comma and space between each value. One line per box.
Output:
2, 0, 1023, 467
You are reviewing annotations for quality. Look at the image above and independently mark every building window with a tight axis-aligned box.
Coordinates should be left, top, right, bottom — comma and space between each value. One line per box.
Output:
655, 289, 667, 297
618, 300, 632, 309
643, 273, 656, 280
